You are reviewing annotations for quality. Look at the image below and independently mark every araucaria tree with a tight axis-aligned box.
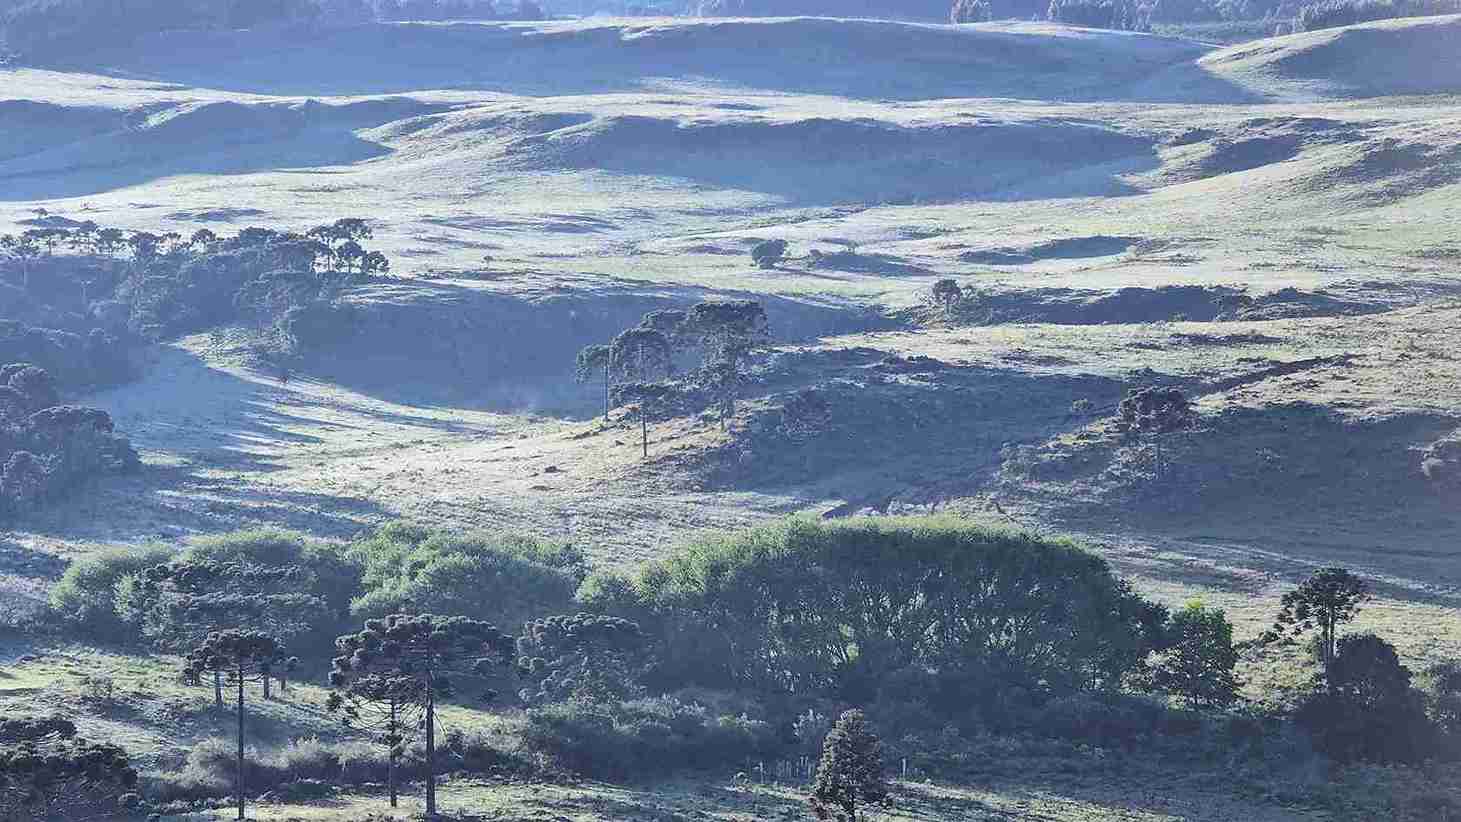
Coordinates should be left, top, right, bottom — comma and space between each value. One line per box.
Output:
120, 559, 319, 706
810, 709, 890, 822
610, 327, 673, 384
1151, 601, 1241, 709
614, 382, 677, 459
930, 278, 964, 318
684, 300, 770, 428
184, 630, 287, 821
1262, 566, 1369, 670
330, 614, 516, 818
326, 674, 425, 808
516, 613, 645, 704
575, 343, 613, 421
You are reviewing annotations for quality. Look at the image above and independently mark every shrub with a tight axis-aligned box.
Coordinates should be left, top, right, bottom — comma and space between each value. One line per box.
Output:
1031, 693, 1174, 747
750, 239, 788, 269
348, 522, 584, 630
583, 517, 1167, 706
522, 696, 783, 779
1295, 633, 1437, 763
48, 544, 173, 638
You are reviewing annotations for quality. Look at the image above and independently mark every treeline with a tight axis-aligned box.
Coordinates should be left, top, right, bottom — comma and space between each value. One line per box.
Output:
951, 0, 1456, 33
25, 518, 1461, 819
0, 0, 547, 59
2, 215, 392, 381
1296, 0, 1458, 30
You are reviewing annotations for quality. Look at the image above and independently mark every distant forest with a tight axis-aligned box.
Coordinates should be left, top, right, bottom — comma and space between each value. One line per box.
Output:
1, 0, 1458, 65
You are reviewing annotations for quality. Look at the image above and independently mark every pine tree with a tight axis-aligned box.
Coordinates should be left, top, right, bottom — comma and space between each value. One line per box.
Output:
810, 709, 890, 822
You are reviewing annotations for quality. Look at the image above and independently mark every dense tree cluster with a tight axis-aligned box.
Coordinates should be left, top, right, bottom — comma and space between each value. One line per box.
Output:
1296, 0, 1458, 29
330, 613, 516, 816
581, 517, 1168, 701
516, 613, 646, 704
0, 363, 138, 519
31, 518, 1461, 814
575, 299, 772, 456
1, 215, 389, 356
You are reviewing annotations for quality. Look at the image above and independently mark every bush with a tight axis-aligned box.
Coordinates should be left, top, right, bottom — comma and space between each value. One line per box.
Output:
349, 522, 585, 630
582, 516, 1167, 707
522, 696, 784, 779
48, 544, 173, 638
1031, 693, 1176, 747
1295, 633, 1438, 763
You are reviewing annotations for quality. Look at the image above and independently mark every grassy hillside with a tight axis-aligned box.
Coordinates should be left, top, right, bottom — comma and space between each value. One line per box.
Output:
1, 13, 1459, 820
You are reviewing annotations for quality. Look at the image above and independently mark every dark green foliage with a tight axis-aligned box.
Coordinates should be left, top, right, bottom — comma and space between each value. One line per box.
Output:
517, 613, 647, 705
0, 716, 78, 744
521, 696, 782, 779
0, 733, 138, 820
348, 522, 584, 630
810, 709, 889, 822
1297, 0, 1458, 30
1262, 566, 1368, 669
1424, 661, 1461, 736
575, 343, 614, 420
1117, 386, 1194, 434
929, 278, 965, 317
111, 530, 358, 666
1047, 0, 1151, 29
1150, 602, 1241, 709
684, 300, 771, 426
610, 327, 673, 384
750, 238, 788, 269
48, 544, 175, 638
1295, 633, 1435, 763
330, 613, 516, 817
580, 517, 1167, 706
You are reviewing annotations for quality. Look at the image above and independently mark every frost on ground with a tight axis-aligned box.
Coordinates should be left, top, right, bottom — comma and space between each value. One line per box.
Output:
1, 15, 1459, 662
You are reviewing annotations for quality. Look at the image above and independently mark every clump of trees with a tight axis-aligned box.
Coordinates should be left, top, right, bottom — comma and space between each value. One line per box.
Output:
330, 613, 516, 817
750, 239, 789, 269
580, 517, 1169, 702
574, 300, 772, 456
1297, 0, 1459, 30
0, 363, 138, 520
1, 215, 391, 360
516, 613, 646, 705
184, 630, 290, 821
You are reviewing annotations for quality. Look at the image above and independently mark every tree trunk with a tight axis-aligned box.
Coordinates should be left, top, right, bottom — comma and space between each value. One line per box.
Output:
236, 666, 246, 822
603, 361, 611, 421
388, 698, 399, 808
263, 668, 271, 700
215, 670, 224, 709
425, 670, 437, 819
642, 413, 648, 460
